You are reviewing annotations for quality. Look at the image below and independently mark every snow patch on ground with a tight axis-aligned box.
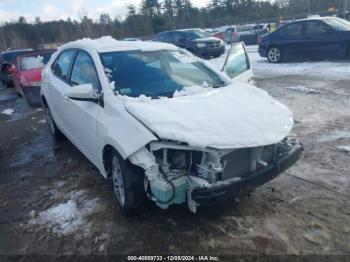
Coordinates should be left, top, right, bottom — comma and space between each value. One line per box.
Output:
28, 190, 101, 237
209, 47, 350, 79
337, 145, 350, 153
286, 85, 320, 94
38, 119, 46, 124
318, 131, 350, 142
1, 108, 14, 115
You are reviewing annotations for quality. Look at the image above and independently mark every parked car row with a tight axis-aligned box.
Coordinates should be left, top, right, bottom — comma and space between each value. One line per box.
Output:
154, 28, 225, 59
0, 48, 55, 105
209, 23, 276, 45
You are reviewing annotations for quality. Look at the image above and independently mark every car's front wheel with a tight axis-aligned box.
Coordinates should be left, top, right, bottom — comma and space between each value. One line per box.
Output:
267, 46, 283, 63
111, 150, 148, 216
44, 102, 64, 141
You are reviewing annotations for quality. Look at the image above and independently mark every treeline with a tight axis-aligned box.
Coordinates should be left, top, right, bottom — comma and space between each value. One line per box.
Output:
0, 0, 347, 50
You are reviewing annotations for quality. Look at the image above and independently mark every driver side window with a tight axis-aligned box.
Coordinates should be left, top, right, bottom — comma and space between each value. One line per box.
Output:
70, 51, 100, 91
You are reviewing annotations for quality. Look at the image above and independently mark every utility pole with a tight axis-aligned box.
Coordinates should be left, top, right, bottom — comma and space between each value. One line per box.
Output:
307, 0, 310, 15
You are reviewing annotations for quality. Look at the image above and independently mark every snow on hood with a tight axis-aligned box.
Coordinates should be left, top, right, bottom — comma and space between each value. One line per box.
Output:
124, 84, 294, 149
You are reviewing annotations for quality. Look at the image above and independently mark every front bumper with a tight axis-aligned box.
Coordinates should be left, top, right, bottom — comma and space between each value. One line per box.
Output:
23, 86, 41, 106
192, 141, 303, 206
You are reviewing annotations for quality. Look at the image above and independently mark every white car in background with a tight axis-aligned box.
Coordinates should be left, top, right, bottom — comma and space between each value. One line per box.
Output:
41, 36, 303, 216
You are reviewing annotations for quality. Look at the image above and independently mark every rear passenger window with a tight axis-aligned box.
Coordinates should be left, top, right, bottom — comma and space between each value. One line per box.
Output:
305, 21, 330, 34
282, 23, 303, 36
52, 50, 75, 81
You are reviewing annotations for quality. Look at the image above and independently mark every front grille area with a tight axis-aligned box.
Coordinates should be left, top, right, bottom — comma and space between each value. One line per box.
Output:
207, 41, 221, 48
221, 148, 252, 180
221, 146, 274, 180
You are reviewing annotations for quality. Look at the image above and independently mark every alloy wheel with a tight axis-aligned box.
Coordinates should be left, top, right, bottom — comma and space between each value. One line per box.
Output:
112, 156, 126, 206
268, 47, 281, 63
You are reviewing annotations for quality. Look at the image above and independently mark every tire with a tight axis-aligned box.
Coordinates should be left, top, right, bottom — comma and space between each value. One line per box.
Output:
267, 46, 283, 63
111, 150, 148, 216
43, 102, 64, 141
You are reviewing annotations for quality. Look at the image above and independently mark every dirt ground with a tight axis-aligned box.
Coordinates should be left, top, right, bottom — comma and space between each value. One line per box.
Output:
0, 49, 350, 256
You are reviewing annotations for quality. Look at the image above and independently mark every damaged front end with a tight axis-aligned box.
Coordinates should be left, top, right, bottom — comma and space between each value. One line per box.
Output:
129, 138, 303, 212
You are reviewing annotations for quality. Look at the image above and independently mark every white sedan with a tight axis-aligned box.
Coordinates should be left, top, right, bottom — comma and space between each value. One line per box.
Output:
41, 36, 303, 216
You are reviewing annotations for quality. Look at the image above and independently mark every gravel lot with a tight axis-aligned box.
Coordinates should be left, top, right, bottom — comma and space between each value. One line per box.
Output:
1, 47, 350, 256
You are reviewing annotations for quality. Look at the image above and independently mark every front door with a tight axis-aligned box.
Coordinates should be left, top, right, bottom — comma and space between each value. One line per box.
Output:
62, 50, 102, 163
222, 42, 253, 82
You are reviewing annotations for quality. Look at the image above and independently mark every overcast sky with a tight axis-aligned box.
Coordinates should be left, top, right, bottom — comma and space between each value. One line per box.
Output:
0, 0, 211, 23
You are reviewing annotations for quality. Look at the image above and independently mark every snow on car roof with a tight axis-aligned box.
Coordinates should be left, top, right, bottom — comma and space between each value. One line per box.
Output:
60, 36, 178, 53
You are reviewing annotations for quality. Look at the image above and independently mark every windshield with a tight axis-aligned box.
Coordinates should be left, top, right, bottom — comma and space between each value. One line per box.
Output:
20, 53, 53, 71
100, 50, 225, 98
186, 30, 210, 40
238, 25, 255, 32
324, 17, 350, 31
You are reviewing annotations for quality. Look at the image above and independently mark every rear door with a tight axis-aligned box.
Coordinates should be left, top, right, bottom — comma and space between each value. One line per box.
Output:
304, 20, 341, 59
222, 42, 253, 82
48, 49, 76, 133
278, 22, 305, 58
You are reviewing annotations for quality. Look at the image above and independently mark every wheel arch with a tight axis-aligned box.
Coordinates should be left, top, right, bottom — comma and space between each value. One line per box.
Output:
41, 95, 48, 106
103, 144, 115, 179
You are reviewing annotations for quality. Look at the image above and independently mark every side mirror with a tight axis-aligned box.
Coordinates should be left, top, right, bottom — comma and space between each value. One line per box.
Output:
64, 84, 102, 104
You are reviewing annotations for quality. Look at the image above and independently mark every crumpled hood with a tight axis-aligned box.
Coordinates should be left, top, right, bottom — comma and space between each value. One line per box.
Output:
124, 84, 294, 149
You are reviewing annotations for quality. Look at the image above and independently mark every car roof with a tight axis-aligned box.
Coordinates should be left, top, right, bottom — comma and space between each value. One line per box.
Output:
161, 28, 203, 34
60, 36, 178, 53
1, 48, 33, 55
290, 16, 335, 23
17, 49, 56, 59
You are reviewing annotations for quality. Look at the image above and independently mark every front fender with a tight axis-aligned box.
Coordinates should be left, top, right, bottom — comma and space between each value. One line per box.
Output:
96, 95, 158, 177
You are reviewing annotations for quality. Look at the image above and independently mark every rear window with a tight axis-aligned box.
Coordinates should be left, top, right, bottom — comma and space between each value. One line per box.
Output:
281, 22, 303, 36
21, 53, 53, 71
324, 17, 350, 31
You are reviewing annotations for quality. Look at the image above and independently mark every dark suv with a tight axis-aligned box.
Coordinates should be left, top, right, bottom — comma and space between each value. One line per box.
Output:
154, 29, 225, 59
1, 49, 33, 88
